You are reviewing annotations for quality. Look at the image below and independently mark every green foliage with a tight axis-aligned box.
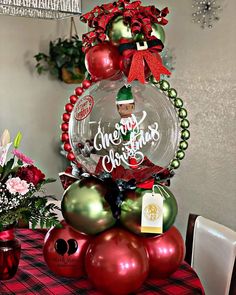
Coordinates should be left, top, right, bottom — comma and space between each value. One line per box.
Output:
34, 35, 86, 81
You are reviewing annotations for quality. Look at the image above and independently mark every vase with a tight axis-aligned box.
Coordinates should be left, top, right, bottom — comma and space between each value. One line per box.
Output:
0, 224, 21, 280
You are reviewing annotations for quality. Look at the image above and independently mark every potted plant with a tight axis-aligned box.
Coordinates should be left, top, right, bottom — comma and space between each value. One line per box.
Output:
34, 35, 86, 84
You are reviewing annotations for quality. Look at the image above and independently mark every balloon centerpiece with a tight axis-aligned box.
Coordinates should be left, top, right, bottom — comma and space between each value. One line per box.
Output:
46, 1, 191, 294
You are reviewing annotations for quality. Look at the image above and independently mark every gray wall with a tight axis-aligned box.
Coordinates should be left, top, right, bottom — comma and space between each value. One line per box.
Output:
0, 0, 235, 235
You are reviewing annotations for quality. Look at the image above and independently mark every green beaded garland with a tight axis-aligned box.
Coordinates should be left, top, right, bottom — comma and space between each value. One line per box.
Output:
160, 80, 170, 91
174, 98, 183, 108
181, 119, 190, 129
179, 141, 188, 150
181, 130, 190, 140
168, 88, 177, 99
179, 108, 188, 119
150, 76, 160, 85
171, 159, 180, 169
176, 150, 185, 160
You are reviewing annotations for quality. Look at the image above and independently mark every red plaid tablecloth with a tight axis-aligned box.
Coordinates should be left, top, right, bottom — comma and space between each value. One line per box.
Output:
0, 229, 205, 295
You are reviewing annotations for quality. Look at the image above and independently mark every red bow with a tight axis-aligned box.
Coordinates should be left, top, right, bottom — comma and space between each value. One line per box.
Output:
122, 42, 171, 84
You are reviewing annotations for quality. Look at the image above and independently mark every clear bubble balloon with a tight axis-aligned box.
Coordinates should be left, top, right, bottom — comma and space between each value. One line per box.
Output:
69, 78, 180, 182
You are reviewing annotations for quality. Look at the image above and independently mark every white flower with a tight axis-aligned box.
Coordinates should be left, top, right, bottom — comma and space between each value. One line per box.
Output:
0, 129, 12, 166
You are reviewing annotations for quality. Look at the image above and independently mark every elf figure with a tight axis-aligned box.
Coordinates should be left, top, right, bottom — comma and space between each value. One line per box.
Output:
116, 85, 139, 168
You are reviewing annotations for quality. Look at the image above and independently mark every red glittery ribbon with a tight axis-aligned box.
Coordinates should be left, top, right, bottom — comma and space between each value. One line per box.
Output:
80, 1, 169, 51
0, 228, 15, 241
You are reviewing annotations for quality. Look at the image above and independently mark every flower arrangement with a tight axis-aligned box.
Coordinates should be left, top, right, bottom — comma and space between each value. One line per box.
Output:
0, 129, 60, 230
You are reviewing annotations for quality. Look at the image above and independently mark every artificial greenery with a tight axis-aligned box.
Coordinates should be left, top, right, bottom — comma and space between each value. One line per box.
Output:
34, 35, 86, 83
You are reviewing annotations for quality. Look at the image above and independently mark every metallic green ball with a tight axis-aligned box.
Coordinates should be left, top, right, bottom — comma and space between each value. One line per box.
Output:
181, 129, 190, 140
150, 75, 160, 85
168, 88, 178, 99
151, 23, 166, 44
61, 177, 116, 235
176, 150, 185, 160
120, 186, 178, 236
160, 80, 170, 91
107, 16, 133, 45
179, 108, 188, 119
179, 141, 188, 150
171, 159, 180, 169
174, 98, 184, 108
181, 119, 190, 129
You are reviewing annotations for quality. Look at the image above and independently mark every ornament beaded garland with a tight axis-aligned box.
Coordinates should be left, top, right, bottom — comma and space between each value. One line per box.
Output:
152, 78, 191, 170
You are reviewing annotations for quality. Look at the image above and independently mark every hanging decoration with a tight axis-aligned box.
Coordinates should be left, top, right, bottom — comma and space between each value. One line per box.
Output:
34, 18, 86, 83
192, 0, 222, 29
53, 1, 192, 293
0, 0, 81, 19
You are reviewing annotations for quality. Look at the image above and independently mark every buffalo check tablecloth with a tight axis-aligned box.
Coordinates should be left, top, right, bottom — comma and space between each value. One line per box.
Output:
0, 229, 205, 295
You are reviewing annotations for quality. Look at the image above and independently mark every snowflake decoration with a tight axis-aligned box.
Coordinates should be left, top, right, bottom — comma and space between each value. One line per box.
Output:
192, 0, 222, 29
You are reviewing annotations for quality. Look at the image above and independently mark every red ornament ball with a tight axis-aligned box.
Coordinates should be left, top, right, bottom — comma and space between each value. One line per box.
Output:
61, 123, 68, 132
62, 113, 70, 122
43, 220, 90, 278
65, 103, 74, 113
82, 79, 92, 89
64, 143, 72, 152
69, 95, 78, 104
67, 152, 75, 161
61, 132, 69, 142
75, 87, 84, 96
142, 226, 185, 279
85, 42, 121, 80
85, 228, 149, 295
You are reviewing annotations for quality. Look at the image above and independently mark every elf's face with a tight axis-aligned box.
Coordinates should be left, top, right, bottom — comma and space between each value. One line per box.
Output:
117, 103, 135, 118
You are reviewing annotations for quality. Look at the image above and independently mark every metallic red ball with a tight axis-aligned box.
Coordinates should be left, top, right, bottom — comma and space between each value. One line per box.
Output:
75, 87, 84, 96
62, 113, 70, 122
85, 42, 121, 80
70, 95, 78, 104
64, 143, 72, 152
61, 123, 69, 132
61, 132, 69, 142
67, 152, 75, 161
65, 103, 74, 113
82, 79, 92, 89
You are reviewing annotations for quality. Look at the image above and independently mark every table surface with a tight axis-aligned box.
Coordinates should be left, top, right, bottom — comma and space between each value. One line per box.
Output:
0, 229, 205, 295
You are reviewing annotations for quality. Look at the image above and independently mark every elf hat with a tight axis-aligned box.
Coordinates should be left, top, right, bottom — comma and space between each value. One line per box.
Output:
116, 85, 134, 105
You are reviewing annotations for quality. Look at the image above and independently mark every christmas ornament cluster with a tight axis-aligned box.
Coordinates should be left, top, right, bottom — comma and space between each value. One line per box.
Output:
44, 1, 191, 294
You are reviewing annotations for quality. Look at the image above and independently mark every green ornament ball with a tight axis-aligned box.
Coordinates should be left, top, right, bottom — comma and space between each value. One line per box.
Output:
160, 80, 170, 91
171, 159, 180, 169
61, 177, 116, 235
107, 16, 133, 45
181, 119, 190, 129
120, 186, 178, 236
151, 23, 166, 44
179, 141, 188, 150
168, 88, 178, 99
174, 98, 183, 108
181, 129, 190, 140
176, 150, 185, 160
179, 108, 188, 119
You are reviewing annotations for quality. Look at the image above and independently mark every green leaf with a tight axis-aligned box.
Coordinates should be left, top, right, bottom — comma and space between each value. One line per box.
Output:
1, 158, 15, 181
17, 159, 23, 166
13, 131, 22, 148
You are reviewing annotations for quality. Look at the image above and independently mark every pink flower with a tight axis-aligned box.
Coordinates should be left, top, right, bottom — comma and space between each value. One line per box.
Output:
6, 177, 30, 195
12, 149, 34, 165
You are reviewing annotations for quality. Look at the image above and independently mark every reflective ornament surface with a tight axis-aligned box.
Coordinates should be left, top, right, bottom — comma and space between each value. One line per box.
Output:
85, 42, 121, 80
61, 177, 116, 235
43, 220, 90, 278
107, 16, 133, 45
142, 226, 185, 279
85, 228, 149, 294
120, 186, 178, 235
